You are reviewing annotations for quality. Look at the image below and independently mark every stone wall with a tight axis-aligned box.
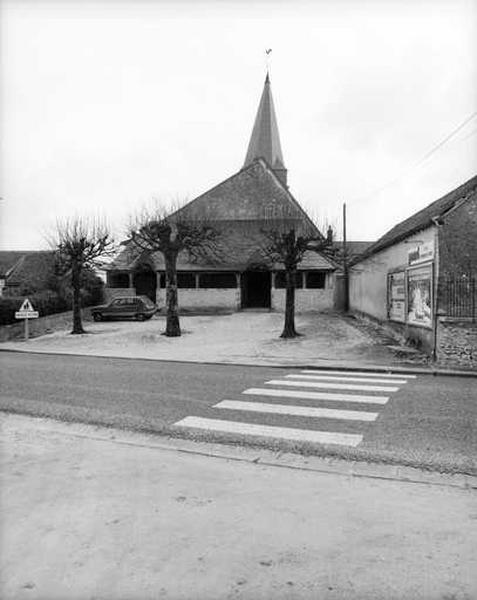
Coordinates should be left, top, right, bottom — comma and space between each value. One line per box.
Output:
436, 318, 477, 369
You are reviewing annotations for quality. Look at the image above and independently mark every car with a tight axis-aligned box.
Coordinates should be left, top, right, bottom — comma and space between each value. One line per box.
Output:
91, 295, 158, 322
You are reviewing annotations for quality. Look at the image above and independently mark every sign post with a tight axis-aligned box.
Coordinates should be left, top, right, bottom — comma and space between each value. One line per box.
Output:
15, 298, 39, 341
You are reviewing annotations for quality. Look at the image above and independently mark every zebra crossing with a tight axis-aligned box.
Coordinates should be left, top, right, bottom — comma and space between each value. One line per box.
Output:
174, 369, 417, 448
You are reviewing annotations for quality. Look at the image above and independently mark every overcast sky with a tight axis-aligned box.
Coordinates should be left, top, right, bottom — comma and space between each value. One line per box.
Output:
1, 0, 476, 250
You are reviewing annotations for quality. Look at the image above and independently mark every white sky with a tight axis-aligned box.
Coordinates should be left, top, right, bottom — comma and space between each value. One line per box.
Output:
1, 0, 476, 250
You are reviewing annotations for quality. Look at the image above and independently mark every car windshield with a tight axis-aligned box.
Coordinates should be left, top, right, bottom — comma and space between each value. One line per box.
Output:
139, 296, 155, 308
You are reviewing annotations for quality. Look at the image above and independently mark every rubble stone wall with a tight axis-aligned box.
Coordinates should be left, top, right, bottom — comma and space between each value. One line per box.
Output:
437, 318, 477, 369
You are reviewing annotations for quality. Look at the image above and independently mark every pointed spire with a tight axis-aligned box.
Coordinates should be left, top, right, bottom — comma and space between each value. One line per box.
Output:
243, 73, 287, 186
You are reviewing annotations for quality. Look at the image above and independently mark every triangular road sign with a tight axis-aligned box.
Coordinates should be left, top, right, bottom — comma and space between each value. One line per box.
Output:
19, 298, 35, 312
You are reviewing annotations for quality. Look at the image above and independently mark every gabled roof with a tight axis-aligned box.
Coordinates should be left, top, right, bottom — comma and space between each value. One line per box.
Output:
110, 160, 334, 273
355, 174, 477, 263
175, 158, 318, 232
3, 251, 56, 288
243, 73, 286, 171
0, 251, 28, 278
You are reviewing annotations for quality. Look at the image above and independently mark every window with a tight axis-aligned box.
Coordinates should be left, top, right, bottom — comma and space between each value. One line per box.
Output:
177, 273, 196, 288
306, 272, 326, 289
274, 272, 303, 289
199, 273, 237, 288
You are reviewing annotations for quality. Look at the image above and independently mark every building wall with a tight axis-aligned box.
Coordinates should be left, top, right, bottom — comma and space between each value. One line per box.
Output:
349, 227, 437, 352
349, 227, 436, 321
438, 190, 477, 277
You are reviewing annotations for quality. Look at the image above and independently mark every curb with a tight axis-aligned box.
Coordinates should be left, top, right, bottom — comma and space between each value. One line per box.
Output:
3, 412, 476, 490
1, 346, 476, 377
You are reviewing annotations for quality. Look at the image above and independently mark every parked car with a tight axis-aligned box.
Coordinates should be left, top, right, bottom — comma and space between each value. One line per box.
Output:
91, 295, 158, 321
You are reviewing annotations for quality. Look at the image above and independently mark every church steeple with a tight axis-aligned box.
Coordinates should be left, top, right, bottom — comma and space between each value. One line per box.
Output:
243, 73, 288, 187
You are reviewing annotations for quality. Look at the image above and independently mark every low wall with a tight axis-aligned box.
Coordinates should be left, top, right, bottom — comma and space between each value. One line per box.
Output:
271, 289, 334, 313
437, 318, 477, 369
0, 308, 93, 342
177, 289, 241, 311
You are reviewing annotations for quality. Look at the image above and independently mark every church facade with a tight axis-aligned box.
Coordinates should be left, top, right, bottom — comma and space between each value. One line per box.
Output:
106, 75, 338, 312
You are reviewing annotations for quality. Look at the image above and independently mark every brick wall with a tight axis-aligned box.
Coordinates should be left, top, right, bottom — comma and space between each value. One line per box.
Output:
437, 318, 477, 369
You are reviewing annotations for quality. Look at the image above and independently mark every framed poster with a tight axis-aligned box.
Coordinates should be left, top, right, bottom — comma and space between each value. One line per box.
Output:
407, 264, 433, 328
387, 271, 406, 322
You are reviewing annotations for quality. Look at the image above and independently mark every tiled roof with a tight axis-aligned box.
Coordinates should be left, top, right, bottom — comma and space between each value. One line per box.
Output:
332, 241, 373, 263
0, 252, 27, 277
110, 159, 334, 272
2, 251, 56, 289
111, 220, 336, 272
355, 174, 477, 263
175, 159, 317, 227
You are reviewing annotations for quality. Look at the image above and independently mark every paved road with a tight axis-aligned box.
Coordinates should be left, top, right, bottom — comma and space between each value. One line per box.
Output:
1, 351, 475, 473
2, 414, 475, 600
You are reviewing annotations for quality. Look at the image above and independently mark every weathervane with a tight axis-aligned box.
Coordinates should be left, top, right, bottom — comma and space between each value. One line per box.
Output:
265, 48, 272, 77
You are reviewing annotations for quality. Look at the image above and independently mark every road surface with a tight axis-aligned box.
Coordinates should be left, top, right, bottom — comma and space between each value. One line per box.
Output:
1, 351, 475, 473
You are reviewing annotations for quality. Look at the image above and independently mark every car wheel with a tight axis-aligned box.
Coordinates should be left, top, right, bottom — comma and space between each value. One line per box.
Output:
93, 313, 102, 322
136, 313, 146, 321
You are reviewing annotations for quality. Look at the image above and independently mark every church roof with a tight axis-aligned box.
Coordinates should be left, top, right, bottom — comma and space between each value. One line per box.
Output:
110, 160, 335, 272
175, 158, 313, 226
243, 74, 286, 171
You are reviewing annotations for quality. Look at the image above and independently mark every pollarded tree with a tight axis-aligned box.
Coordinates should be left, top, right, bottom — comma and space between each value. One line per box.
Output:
262, 221, 334, 339
52, 217, 114, 334
128, 207, 220, 337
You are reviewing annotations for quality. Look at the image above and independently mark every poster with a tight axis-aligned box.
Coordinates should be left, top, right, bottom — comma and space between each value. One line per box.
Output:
407, 265, 433, 328
388, 271, 406, 322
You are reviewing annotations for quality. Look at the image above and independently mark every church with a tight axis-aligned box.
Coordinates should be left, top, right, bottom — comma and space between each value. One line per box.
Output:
106, 74, 338, 312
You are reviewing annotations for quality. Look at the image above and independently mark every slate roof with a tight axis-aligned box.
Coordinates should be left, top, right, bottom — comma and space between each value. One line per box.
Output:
243, 74, 286, 171
110, 159, 336, 272
354, 174, 477, 263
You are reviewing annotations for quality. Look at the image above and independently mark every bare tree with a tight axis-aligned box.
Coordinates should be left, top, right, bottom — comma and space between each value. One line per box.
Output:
52, 217, 114, 334
262, 219, 334, 338
128, 206, 220, 337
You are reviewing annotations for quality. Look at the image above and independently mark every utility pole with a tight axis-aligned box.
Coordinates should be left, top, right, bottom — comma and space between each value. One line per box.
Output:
343, 202, 349, 312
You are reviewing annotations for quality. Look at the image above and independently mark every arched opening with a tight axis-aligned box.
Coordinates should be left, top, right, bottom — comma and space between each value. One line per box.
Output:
133, 264, 157, 303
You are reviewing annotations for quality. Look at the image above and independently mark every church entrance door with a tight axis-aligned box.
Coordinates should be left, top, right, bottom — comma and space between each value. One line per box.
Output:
133, 267, 157, 303
241, 271, 271, 308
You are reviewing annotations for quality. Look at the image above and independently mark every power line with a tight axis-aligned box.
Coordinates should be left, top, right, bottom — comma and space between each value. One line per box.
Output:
351, 109, 477, 204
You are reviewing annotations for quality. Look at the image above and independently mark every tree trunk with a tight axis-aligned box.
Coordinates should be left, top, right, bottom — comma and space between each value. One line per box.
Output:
164, 250, 181, 337
71, 262, 85, 334
281, 267, 299, 338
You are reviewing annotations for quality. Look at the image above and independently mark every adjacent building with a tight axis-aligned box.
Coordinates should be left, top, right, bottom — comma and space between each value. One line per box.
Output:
349, 175, 477, 366
106, 75, 338, 312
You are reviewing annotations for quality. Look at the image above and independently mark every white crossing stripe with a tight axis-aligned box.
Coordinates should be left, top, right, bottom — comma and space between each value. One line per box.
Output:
243, 388, 389, 405
174, 416, 363, 447
286, 374, 408, 385
214, 400, 378, 421
301, 370, 417, 379
266, 379, 399, 393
